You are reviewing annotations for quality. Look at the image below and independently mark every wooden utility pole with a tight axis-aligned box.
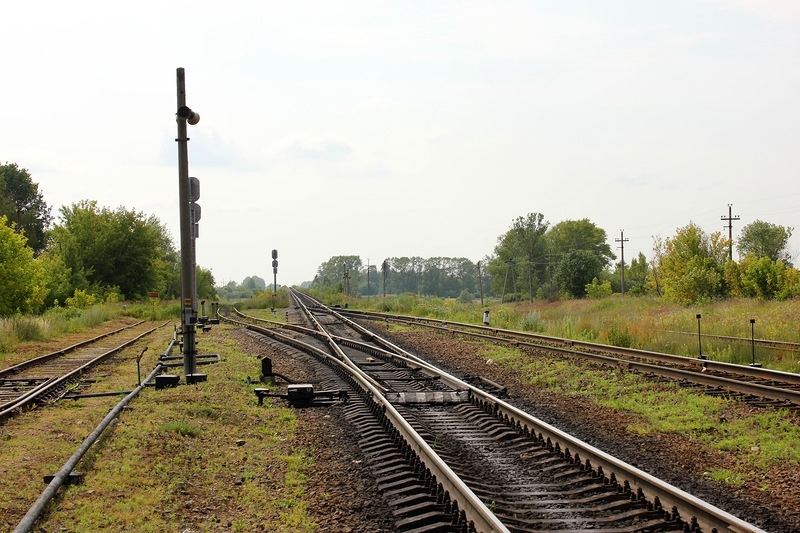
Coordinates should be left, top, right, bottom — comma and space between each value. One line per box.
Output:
721, 204, 740, 261
615, 230, 629, 295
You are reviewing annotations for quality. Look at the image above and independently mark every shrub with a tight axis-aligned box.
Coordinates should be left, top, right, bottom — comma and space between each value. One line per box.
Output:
66, 289, 96, 309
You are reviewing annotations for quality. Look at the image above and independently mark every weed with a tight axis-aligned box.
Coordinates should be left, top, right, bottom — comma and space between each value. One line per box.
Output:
159, 419, 201, 438
706, 468, 745, 486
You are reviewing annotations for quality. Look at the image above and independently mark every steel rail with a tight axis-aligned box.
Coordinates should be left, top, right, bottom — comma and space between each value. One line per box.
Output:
296, 292, 768, 533
13, 362, 165, 533
0, 320, 146, 379
0, 322, 167, 422
271, 291, 512, 532
337, 308, 800, 394
338, 308, 800, 376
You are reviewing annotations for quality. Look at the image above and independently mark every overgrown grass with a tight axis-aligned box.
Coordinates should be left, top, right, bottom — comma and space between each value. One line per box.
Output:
340, 294, 800, 372
0, 301, 183, 355
0, 305, 120, 353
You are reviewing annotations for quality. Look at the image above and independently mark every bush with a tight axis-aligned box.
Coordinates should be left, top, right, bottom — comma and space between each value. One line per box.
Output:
65, 289, 96, 309
586, 278, 613, 299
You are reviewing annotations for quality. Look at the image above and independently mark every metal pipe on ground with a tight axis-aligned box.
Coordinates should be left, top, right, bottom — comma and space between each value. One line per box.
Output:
13, 363, 164, 533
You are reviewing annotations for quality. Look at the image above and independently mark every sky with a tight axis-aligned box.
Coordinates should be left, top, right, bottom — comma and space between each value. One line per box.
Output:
2, 0, 799, 287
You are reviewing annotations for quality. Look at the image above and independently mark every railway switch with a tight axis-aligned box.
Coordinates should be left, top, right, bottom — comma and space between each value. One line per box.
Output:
254, 383, 349, 407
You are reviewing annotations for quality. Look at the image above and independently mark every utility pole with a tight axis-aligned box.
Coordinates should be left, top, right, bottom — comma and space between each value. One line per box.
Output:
382, 260, 388, 298
367, 258, 370, 299
501, 258, 516, 303
477, 261, 484, 306
721, 204, 740, 261
342, 264, 350, 297
545, 252, 560, 300
615, 230, 629, 295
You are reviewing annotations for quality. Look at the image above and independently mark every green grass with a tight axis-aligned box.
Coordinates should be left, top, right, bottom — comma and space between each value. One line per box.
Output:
0, 324, 319, 532
477, 341, 800, 476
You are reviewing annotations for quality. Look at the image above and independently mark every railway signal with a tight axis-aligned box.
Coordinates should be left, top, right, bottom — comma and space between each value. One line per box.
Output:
271, 249, 278, 296
176, 67, 206, 384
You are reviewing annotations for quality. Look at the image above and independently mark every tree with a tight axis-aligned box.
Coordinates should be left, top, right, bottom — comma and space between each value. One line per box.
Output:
737, 220, 793, 266
0, 216, 45, 315
625, 252, 649, 295
196, 266, 218, 300
0, 162, 52, 255
311, 255, 362, 295
553, 249, 603, 298
657, 222, 726, 304
37, 252, 73, 307
487, 213, 549, 301
544, 219, 616, 266
734, 255, 800, 300
49, 200, 170, 300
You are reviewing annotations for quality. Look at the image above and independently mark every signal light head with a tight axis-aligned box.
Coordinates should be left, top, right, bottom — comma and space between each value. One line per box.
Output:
177, 105, 200, 125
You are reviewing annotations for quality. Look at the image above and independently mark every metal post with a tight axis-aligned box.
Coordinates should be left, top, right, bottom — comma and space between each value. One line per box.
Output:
696, 314, 704, 359
749, 319, 760, 367
176, 67, 198, 381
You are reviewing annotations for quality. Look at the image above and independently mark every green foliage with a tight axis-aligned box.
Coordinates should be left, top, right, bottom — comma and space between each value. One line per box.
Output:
196, 265, 218, 300
310, 255, 488, 299
488, 213, 549, 300
65, 288, 97, 309
610, 251, 648, 295
737, 220, 793, 265
0, 215, 46, 316
554, 250, 603, 298
518, 311, 546, 332
457, 289, 473, 303
653, 222, 727, 304
159, 419, 202, 438
585, 277, 612, 299
37, 252, 73, 308
544, 218, 616, 266
217, 276, 267, 301
736, 255, 800, 300
237, 286, 290, 310
48, 200, 174, 300
0, 162, 51, 254
604, 323, 637, 348
311, 255, 362, 296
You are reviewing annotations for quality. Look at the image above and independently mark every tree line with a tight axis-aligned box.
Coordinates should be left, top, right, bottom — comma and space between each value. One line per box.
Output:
0, 162, 216, 316
309, 212, 797, 305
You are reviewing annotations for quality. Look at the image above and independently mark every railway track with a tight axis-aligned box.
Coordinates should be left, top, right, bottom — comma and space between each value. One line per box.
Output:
221, 290, 767, 533
0, 320, 166, 422
334, 308, 800, 410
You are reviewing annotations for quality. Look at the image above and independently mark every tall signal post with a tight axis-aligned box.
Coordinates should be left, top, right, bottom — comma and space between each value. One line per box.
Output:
272, 250, 278, 295
176, 67, 203, 383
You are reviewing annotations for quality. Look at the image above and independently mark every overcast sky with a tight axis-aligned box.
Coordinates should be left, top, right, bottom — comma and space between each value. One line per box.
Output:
3, 0, 799, 287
